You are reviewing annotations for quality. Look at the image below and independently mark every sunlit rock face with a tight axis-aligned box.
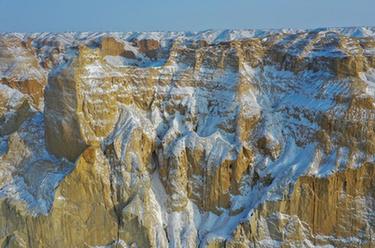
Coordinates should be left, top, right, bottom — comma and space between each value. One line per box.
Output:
0, 27, 374, 247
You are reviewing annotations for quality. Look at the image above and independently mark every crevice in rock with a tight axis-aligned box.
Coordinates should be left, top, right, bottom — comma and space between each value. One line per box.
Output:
2, 235, 11, 248
103, 143, 124, 248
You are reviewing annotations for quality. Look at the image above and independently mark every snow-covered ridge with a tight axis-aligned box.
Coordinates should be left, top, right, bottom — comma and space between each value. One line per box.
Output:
0, 26, 374, 247
2, 26, 375, 45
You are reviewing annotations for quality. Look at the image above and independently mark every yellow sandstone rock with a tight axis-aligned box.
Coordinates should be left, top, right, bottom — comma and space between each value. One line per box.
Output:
0, 29, 375, 247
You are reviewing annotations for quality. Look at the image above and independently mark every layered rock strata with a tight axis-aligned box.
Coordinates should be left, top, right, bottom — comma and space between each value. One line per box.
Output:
0, 28, 374, 247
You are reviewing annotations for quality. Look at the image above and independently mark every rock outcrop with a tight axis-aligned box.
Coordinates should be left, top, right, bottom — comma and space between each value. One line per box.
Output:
0, 28, 374, 247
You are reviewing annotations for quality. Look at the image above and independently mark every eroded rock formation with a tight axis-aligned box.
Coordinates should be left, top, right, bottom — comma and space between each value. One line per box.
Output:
0, 28, 374, 247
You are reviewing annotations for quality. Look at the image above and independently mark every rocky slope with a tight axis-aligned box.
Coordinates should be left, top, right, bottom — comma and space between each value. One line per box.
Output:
0, 27, 374, 247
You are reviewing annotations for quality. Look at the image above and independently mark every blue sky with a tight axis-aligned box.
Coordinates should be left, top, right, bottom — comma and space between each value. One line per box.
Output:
0, 0, 374, 32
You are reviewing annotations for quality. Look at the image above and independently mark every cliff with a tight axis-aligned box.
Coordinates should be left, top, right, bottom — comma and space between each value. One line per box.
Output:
0, 28, 374, 247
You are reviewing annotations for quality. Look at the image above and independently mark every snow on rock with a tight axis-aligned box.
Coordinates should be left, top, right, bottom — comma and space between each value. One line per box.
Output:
0, 28, 375, 247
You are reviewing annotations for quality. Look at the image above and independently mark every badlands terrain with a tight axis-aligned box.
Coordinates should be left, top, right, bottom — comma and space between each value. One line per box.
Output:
0, 27, 374, 247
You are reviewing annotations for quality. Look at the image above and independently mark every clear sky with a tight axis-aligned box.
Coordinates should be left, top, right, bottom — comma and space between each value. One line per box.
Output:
0, 0, 374, 32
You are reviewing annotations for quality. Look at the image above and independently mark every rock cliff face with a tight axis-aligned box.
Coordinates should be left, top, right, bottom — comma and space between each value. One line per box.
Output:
0, 28, 374, 247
